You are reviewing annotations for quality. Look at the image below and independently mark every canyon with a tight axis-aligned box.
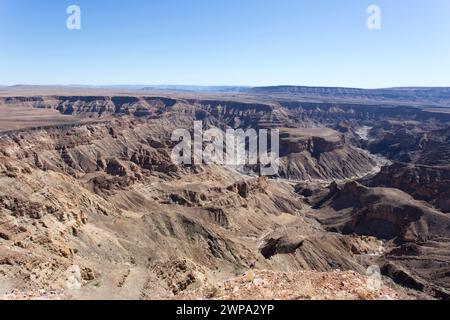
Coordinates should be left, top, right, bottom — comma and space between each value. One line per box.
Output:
0, 87, 449, 300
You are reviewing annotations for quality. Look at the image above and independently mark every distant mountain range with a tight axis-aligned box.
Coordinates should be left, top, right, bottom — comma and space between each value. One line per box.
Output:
3, 84, 450, 93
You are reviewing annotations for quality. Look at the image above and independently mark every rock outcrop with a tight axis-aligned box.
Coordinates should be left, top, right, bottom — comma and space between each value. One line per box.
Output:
369, 163, 450, 213
310, 181, 450, 297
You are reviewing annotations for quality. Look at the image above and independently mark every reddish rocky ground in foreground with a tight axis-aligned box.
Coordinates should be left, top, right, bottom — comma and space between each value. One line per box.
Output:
172, 270, 412, 300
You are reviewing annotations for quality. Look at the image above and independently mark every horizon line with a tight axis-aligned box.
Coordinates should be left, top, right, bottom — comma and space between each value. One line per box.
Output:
2, 84, 450, 90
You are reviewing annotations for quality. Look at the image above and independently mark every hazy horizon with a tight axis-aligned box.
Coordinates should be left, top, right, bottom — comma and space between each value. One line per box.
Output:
2, 84, 450, 90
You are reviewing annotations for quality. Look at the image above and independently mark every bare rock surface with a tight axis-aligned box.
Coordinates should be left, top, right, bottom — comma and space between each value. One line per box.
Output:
0, 91, 449, 300
172, 270, 411, 300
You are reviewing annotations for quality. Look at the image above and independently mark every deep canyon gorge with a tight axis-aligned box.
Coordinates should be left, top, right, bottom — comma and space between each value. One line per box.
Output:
0, 87, 449, 300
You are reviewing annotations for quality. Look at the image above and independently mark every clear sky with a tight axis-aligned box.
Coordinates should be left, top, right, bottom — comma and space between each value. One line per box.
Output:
1, 0, 449, 88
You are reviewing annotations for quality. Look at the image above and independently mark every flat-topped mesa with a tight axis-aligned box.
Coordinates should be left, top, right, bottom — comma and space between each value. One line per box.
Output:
277, 127, 377, 181
0, 95, 178, 118
279, 127, 345, 157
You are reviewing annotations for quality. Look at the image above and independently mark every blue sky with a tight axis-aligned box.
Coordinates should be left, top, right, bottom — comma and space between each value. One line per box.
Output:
1, 0, 449, 88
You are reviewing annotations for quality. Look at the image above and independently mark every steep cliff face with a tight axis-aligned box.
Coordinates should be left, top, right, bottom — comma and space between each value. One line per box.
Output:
1, 96, 385, 183
279, 128, 345, 156
281, 102, 450, 124
313, 182, 450, 243
4, 95, 450, 127
0, 119, 176, 178
0, 96, 177, 118
369, 163, 450, 213
277, 128, 377, 181
309, 181, 450, 297
362, 121, 450, 218
368, 123, 450, 165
